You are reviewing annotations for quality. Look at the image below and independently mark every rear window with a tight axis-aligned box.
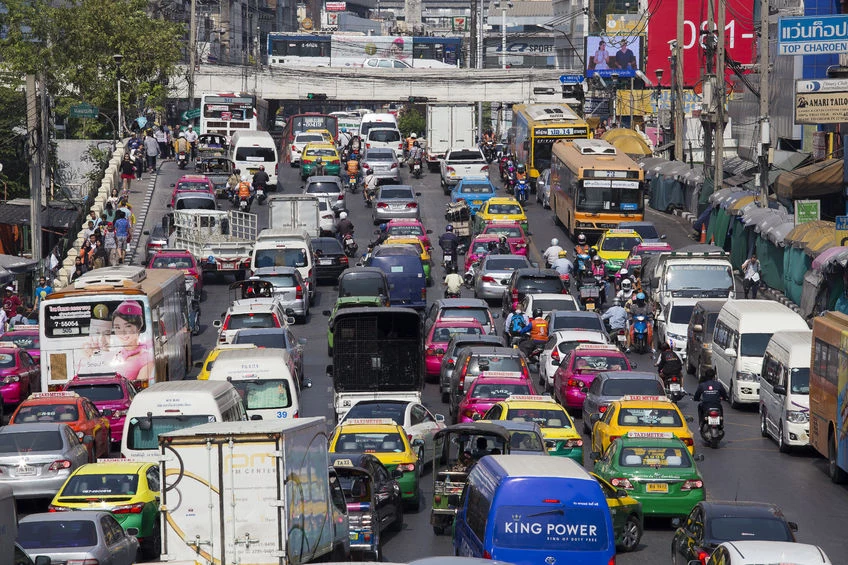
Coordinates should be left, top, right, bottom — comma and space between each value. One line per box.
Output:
232, 332, 285, 348
369, 129, 401, 142
573, 354, 628, 372
177, 181, 210, 192
151, 256, 195, 269
470, 381, 531, 399
258, 274, 298, 288
175, 197, 216, 210
307, 182, 340, 193
469, 355, 522, 374
0, 333, 38, 349
485, 225, 522, 238
305, 148, 337, 158
439, 308, 491, 326
227, 313, 278, 330
61, 473, 139, 496
344, 402, 405, 424
600, 236, 641, 251
235, 147, 276, 162
486, 258, 528, 271
550, 315, 604, 333
708, 517, 793, 543
517, 276, 563, 293
366, 151, 394, 161
66, 383, 124, 402
616, 407, 682, 427
532, 299, 576, 312
339, 275, 387, 297
432, 325, 483, 342
254, 248, 308, 269
449, 151, 484, 161
601, 378, 664, 396
493, 506, 609, 551
18, 520, 98, 549
296, 134, 324, 144
0, 430, 62, 452
506, 408, 573, 429
618, 445, 691, 468
487, 204, 522, 215
14, 404, 79, 423
313, 238, 344, 253
388, 225, 424, 237
556, 339, 605, 356
460, 184, 494, 194
380, 188, 413, 199
627, 224, 659, 239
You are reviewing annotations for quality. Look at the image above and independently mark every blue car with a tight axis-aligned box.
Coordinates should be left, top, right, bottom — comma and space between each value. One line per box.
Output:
451, 176, 497, 214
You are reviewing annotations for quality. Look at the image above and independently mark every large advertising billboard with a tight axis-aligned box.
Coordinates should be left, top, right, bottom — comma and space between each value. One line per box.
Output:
586, 35, 641, 78
647, 0, 756, 87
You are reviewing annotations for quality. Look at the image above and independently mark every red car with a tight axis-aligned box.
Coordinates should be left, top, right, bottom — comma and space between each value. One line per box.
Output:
553, 344, 632, 415
425, 319, 485, 378
0, 342, 39, 405
480, 221, 528, 256
170, 174, 215, 207
148, 249, 203, 293
64, 374, 137, 446
0, 326, 41, 365
465, 235, 500, 271
456, 376, 533, 423
386, 219, 432, 251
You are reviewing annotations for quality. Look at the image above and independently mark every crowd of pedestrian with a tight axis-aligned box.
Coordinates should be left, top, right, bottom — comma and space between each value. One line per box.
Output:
72, 197, 134, 282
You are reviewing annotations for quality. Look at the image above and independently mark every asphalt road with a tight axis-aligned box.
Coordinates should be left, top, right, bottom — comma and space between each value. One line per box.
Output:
138, 155, 848, 563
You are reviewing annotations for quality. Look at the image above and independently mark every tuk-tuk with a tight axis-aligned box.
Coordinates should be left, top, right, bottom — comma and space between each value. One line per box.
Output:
229, 279, 275, 300
430, 422, 512, 535
196, 133, 229, 156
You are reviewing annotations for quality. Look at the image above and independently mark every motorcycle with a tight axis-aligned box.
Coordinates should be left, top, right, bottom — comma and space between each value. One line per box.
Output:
255, 185, 267, 205
499, 156, 511, 181
411, 157, 423, 179
663, 372, 686, 403
699, 406, 725, 449
239, 195, 250, 212
364, 184, 377, 208
185, 279, 201, 336
605, 320, 627, 352
630, 315, 650, 354
483, 140, 496, 162
443, 249, 457, 274
347, 174, 359, 194
505, 166, 517, 192
464, 260, 480, 289
579, 278, 601, 311
177, 151, 188, 170
514, 179, 529, 204
342, 233, 358, 258
575, 252, 591, 283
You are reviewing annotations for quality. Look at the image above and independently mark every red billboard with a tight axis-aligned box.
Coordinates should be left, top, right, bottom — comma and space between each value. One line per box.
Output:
647, 0, 756, 87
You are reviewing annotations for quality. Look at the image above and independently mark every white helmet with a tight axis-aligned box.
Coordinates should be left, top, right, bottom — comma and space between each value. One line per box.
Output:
411, 133, 417, 139
240, 175, 248, 182
339, 211, 348, 220
621, 279, 632, 291
550, 238, 559, 247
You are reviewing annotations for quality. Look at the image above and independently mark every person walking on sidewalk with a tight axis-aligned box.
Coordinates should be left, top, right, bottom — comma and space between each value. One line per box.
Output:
145, 130, 160, 171
155, 127, 169, 160
120, 153, 135, 191
114, 212, 130, 264
741, 253, 762, 299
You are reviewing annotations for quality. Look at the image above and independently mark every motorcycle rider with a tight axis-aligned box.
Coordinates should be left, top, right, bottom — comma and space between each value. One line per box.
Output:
655, 342, 683, 386
444, 271, 464, 298
625, 291, 654, 352
252, 165, 270, 200
438, 224, 460, 271
497, 235, 511, 255
404, 132, 418, 159
173, 132, 190, 162
408, 140, 424, 173
602, 298, 628, 343
590, 255, 607, 304
336, 211, 354, 241
693, 368, 729, 424
615, 278, 635, 305
345, 153, 361, 188
338, 127, 352, 149
236, 175, 252, 210
515, 163, 527, 183
574, 233, 591, 279
519, 307, 548, 359
226, 168, 241, 200
504, 306, 531, 341
363, 170, 378, 204
551, 250, 573, 276
370, 223, 390, 249
311, 157, 326, 177
543, 238, 564, 268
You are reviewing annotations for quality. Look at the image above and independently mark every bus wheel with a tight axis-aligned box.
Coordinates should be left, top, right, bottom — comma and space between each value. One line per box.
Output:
828, 432, 848, 483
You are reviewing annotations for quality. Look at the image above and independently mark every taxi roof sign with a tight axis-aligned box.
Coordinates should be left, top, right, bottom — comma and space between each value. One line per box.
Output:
343, 418, 397, 426
505, 394, 553, 402
625, 431, 675, 439
333, 458, 355, 467
97, 458, 147, 464
479, 371, 524, 378
574, 344, 621, 351
638, 242, 673, 248
619, 395, 671, 402
30, 392, 79, 399
606, 229, 639, 235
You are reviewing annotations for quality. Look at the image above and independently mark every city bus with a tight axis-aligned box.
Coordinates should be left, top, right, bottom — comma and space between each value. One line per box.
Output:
549, 138, 645, 238
199, 92, 269, 137
38, 266, 191, 392
810, 311, 848, 483
280, 113, 339, 162
510, 103, 591, 187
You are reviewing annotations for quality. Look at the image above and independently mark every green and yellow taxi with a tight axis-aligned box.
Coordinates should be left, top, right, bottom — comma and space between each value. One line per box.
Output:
325, 296, 385, 356
591, 395, 695, 455
48, 459, 161, 557
383, 236, 432, 281
596, 229, 643, 274
592, 431, 705, 519
591, 472, 644, 553
472, 197, 528, 234
300, 142, 342, 179
482, 395, 583, 463
329, 418, 423, 510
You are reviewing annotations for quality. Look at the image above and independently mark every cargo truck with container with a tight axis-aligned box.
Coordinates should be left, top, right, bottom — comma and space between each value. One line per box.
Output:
267, 194, 321, 238
425, 104, 476, 172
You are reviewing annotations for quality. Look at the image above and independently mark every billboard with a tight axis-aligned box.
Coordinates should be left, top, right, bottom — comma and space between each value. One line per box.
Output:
606, 14, 645, 35
778, 15, 848, 55
647, 0, 756, 87
330, 35, 413, 65
795, 79, 848, 124
585, 35, 641, 78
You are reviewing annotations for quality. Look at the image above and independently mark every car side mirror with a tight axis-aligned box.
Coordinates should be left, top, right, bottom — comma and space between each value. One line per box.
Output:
724, 347, 736, 357
693, 453, 705, 461
193, 360, 204, 368
213, 320, 222, 328
143, 230, 150, 236
671, 517, 683, 528
285, 308, 296, 316
304, 378, 313, 388
169, 183, 176, 187
660, 234, 667, 240
552, 359, 560, 366
391, 469, 404, 479
615, 489, 629, 498
589, 451, 600, 461
471, 413, 481, 421
435, 414, 445, 422
373, 229, 380, 235
35, 556, 52, 565
415, 192, 422, 196
126, 527, 139, 537
685, 416, 694, 423
326, 364, 333, 376
298, 337, 308, 345
166, 204, 172, 209
631, 362, 637, 369
693, 324, 703, 333
774, 385, 787, 396
285, 316, 296, 325
492, 313, 500, 319
589, 413, 601, 423
788, 521, 799, 532
426, 229, 433, 234
412, 439, 425, 447
500, 279, 509, 285
447, 359, 455, 368
83, 435, 94, 444
435, 348, 445, 355
101, 409, 113, 417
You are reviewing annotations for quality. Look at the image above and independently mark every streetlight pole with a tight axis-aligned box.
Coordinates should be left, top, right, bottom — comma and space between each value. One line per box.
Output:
493, 2, 512, 70
655, 68, 664, 147
113, 54, 123, 139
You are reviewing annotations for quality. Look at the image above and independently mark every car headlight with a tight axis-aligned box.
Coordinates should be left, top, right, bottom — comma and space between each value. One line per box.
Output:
736, 371, 758, 382
667, 332, 686, 342
786, 410, 809, 424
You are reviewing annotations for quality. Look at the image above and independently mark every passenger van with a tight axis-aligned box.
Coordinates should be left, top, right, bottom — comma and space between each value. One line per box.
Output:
205, 348, 302, 421
366, 127, 404, 158
121, 380, 246, 460
454, 455, 615, 565
337, 267, 391, 303
367, 253, 426, 310
229, 130, 280, 190
359, 113, 398, 139
711, 300, 808, 408
759, 329, 812, 451
251, 229, 315, 303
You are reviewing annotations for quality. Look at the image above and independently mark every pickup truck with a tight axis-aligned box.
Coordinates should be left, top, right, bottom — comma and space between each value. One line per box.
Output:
171, 209, 258, 280
440, 147, 488, 194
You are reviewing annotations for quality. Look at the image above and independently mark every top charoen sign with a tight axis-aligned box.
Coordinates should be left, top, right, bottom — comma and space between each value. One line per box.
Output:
778, 15, 848, 55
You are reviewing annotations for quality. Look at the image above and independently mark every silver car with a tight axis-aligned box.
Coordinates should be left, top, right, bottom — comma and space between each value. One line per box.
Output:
251, 266, 309, 322
439, 335, 504, 403
304, 176, 345, 213
372, 185, 421, 224
0, 423, 90, 499
581, 370, 665, 434
18, 511, 139, 565
362, 147, 402, 184
472, 254, 532, 301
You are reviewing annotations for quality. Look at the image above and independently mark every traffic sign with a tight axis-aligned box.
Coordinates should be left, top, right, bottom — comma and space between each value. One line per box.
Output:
69, 103, 98, 119
836, 216, 848, 231
559, 74, 584, 84
180, 108, 201, 121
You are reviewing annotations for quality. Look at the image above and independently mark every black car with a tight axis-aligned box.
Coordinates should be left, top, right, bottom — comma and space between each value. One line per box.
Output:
312, 237, 349, 283
500, 268, 567, 315
230, 327, 307, 389
671, 501, 798, 564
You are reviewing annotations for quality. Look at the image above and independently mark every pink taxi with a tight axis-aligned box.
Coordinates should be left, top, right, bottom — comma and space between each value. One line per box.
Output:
456, 376, 533, 423
386, 219, 432, 251
170, 174, 215, 207
552, 344, 632, 415
465, 235, 500, 271
425, 319, 485, 378
64, 373, 137, 445
622, 241, 674, 275
480, 221, 528, 256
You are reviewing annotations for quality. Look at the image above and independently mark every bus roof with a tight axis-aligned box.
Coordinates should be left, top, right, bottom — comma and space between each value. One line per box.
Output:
48, 268, 183, 302
552, 139, 644, 174
513, 103, 582, 124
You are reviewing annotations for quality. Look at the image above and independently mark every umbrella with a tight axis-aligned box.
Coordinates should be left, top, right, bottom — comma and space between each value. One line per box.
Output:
811, 246, 848, 271
785, 220, 834, 248
754, 210, 792, 234
804, 231, 839, 257
765, 221, 795, 246
741, 207, 773, 227
725, 194, 757, 214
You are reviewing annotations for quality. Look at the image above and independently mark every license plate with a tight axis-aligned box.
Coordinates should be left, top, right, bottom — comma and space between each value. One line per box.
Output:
248, 169, 258, 174
16, 466, 35, 476
669, 383, 681, 392
319, 259, 333, 265
256, 189, 264, 196
708, 416, 721, 425
586, 302, 595, 311
473, 200, 483, 205
219, 261, 237, 270
616, 334, 626, 343
646, 482, 668, 493
349, 533, 358, 541
390, 203, 404, 209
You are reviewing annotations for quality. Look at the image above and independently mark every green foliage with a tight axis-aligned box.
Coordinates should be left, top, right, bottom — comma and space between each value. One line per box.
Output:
398, 106, 426, 139
0, 84, 31, 198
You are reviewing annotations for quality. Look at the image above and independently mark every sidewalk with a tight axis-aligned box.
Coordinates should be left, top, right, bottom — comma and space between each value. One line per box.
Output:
124, 160, 161, 265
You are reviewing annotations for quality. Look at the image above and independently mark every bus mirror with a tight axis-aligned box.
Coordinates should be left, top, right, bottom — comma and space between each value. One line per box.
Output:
523, 140, 529, 151
774, 385, 787, 396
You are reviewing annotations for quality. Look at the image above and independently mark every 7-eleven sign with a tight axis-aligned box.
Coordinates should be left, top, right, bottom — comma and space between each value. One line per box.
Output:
452, 16, 467, 31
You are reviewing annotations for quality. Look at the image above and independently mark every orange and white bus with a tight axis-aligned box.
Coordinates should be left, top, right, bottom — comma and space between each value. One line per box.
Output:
810, 311, 848, 483
549, 138, 645, 239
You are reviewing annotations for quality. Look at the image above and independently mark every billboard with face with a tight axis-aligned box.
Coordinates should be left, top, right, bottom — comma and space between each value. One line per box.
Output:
586, 36, 641, 78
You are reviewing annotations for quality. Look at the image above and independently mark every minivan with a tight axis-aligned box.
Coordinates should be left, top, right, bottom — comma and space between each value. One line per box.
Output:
251, 229, 315, 303
359, 113, 399, 139
229, 130, 279, 189
711, 300, 808, 408
367, 253, 426, 310
759, 329, 812, 451
366, 127, 404, 158
453, 455, 616, 565
337, 267, 391, 303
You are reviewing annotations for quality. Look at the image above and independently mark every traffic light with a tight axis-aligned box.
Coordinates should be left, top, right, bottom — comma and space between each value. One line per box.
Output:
306, 93, 327, 101
561, 84, 584, 102
408, 96, 430, 103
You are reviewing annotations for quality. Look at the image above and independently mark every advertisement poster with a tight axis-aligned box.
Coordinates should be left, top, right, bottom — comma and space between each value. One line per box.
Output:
44, 299, 155, 384
330, 35, 413, 66
493, 507, 609, 551
585, 36, 641, 78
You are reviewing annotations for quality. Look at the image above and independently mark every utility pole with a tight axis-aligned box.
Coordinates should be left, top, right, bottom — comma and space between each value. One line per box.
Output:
758, 0, 770, 205
674, 0, 685, 162
702, 0, 715, 178
187, 0, 198, 113
25, 74, 41, 264
470, 0, 478, 69
477, 1, 484, 141
39, 77, 50, 204
715, 0, 726, 188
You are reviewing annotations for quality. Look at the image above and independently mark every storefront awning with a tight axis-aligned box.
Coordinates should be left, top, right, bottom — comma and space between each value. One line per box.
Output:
775, 159, 842, 200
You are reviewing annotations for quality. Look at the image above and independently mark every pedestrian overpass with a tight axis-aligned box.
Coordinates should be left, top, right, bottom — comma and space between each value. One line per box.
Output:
174, 64, 577, 103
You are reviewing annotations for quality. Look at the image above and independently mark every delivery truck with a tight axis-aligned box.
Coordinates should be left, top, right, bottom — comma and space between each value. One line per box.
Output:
267, 194, 321, 237
425, 104, 476, 171
157, 418, 350, 565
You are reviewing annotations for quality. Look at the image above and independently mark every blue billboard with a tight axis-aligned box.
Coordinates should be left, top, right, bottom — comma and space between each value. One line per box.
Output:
778, 15, 848, 55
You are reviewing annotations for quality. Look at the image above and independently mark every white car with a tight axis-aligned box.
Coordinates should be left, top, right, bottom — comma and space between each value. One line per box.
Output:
317, 197, 336, 235
340, 400, 446, 467
362, 57, 412, 69
213, 298, 292, 344
656, 297, 700, 362
520, 293, 580, 318
288, 132, 325, 165
539, 329, 610, 392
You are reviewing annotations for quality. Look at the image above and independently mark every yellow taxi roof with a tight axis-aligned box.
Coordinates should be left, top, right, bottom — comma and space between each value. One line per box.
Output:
304, 142, 337, 150
602, 229, 641, 239
72, 460, 155, 474
612, 395, 676, 409
487, 197, 522, 205
336, 419, 404, 434
498, 395, 562, 410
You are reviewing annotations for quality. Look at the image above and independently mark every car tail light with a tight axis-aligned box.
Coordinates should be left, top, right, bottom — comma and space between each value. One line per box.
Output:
340, 256, 349, 266
511, 288, 518, 300
608, 557, 616, 565
295, 285, 303, 300
481, 275, 495, 283
564, 438, 583, 448
551, 349, 560, 362
610, 477, 633, 489
421, 287, 427, 301
272, 314, 281, 328
561, 286, 570, 294
698, 550, 709, 565
48, 460, 72, 471
681, 437, 694, 447
48, 504, 72, 512
520, 359, 530, 379
377, 202, 388, 208
406, 202, 417, 208
112, 502, 146, 514
331, 159, 339, 164
337, 194, 344, 201
483, 551, 492, 559
397, 463, 416, 472
243, 257, 251, 269
447, 166, 456, 173
362, 162, 370, 169
322, 214, 334, 220
481, 165, 489, 171
221, 317, 230, 331
567, 378, 581, 388
291, 144, 297, 153
390, 163, 397, 169
275, 163, 278, 175
426, 346, 437, 355
458, 358, 471, 391
66, 560, 100, 565
681, 479, 704, 491
598, 404, 608, 413
366, 143, 371, 149
608, 435, 620, 444
398, 143, 403, 149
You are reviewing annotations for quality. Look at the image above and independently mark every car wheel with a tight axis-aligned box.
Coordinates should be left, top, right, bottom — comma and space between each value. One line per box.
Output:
729, 381, 741, 409
142, 521, 162, 559
441, 391, 449, 404
389, 503, 404, 532
778, 421, 790, 453
686, 357, 695, 375
406, 488, 421, 512
619, 515, 642, 552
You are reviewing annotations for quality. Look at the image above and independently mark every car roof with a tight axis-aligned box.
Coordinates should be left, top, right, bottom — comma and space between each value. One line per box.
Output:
228, 301, 279, 314
458, 177, 494, 184
472, 235, 500, 241
461, 346, 521, 356
487, 197, 522, 204
177, 175, 208, 182
551, 310, 602, 319
550, 329, 608, 341
0, 422, 70, 433
67, 375, 129, 387
387, 219, 423, 225
451, 335, 503, 346
232, 327, 286, 336
528, 293, 575, 301
602, 229, 641, 238
483, 254, 530, 263
175, 190, 214, 197
72, 461, 153, 474
340, 267, 387, 277
699, 500, 786, 518
350, 399, 412, 407
20, 510, 115, 523
253, 266, 299, 276
434, 319, 484, 328
719, 541, 829, 562
597, 370, 660, 381
694, 299, 727, 313
306, 176, 342, 184
513, 267, 559, 276
436, 298, 489, 308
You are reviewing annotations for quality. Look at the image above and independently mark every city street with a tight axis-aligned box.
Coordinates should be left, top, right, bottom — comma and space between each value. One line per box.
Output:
140, 156, 848, 563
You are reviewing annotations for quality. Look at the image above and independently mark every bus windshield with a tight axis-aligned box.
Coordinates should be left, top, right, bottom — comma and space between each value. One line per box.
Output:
533, 137, 557, 171
577, 182, 643, 213
666, 265, 733, 292
127, 415, 215, 450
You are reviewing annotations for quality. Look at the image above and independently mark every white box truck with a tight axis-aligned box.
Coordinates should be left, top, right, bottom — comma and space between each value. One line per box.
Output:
425, 104, 476, 171
267, 194, 321, 238
157, 418, 349, 565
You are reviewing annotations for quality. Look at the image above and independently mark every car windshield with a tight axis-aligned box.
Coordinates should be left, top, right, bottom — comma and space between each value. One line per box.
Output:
485, 226, 522, 238
440, 308, 490, 325
616, 407, 683, 427
628, 224, 659, 239
307, 183, 340, 194
470, 355, 523, 374
532, 299, 576, 312
338, 276, 387, 297
0, 430, 62, 452
485, 258, 528, 270
177, 181, 210, 192
61, 473, 140, 496
550, 315, 604, 333
460, 184, 494, 194
557, 339, 605, 356
176, 197, 216, 210
313, 238, 344, 254
226, 313, 278, 330
507, 408, 572, 429
0, 333, 37, 349
345, 403, 406, 424
704, 313, 719, 334
335, 432, 405, 453
254, 248, 307, 269
432, 325, 483, 342
152, 256, 194, 269
18, 520, 98, 549
258, 274, 298, 288
601, 236, 641, 252
369, 130, 400, 142
14, 403, 79, 423
487, 204, 522, 215
380, 188, 413, 199
0, 353, 14, 368
235, 147, 276, 162
66, 383, 124, 402
790, 368, 810, 394
670, 305, 695, 325
470, 382, 531, 399
618, 445, 692, 468
666, 265, 733, 292
471, 240, 497, 254
127, 415, 215, 450
573, 354, 627, 372
739, 333, 773, 357
296, 134, 324, 144
233, 332, 284, 348
388, 225, 424, 237
602, 378, 665, 396
231, 380, 292, 410
708, 517, 792, 542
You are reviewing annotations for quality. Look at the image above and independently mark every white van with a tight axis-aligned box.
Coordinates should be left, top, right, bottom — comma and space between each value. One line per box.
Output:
359, 113, 398, 139
121, 380, 246, 460
711, 300, 808, 408
366, 127, 404, 157
229, 130, 280, 189
250, 229, 315, 303
206, 348, 301, 421
760, 329, 812, 451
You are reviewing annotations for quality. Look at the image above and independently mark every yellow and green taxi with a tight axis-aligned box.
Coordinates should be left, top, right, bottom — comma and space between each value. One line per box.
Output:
300, 142, 341, 179
592, 432, 705, 519
472, 197, 528, 234
596, 229, 643, 274
48, 459, 161, 557
325, 295, 385, 356
591, 472, 644, 553
329, 418, 423, 510
383, 236, 432, 282
306, 128, 335, 144
482, 395, 583, 463
195, 343, 258, 380
591, 395, 695, 455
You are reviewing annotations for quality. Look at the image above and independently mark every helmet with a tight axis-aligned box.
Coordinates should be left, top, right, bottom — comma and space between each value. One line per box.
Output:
619, 268, 629, 278
234, 168, 240, 174
577, 233, 587, 245
550, 238, 559, 247
517, 163, 526, 173
413, 141, 420, 147
339, 211, 348, 220
593, 255, 602, 263
316, 157, 323, 163
446, 224, 454, 232
636, 292, 646, 302
558, 250, 568, 258
533, 308, 543, 318
240, 175, 248, 182
259, 165, 265, 171
613, 297, 621, 307
507, 160, 514, 167
179, 132, 186, 138
621, 279, 632, 291
379, 223, 387, 233
500, 235, 508, 243
411, 133, 417, 139
341, 128, 347, 133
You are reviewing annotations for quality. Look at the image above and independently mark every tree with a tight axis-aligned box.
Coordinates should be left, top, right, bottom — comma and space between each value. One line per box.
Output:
398, 106, 426, 139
